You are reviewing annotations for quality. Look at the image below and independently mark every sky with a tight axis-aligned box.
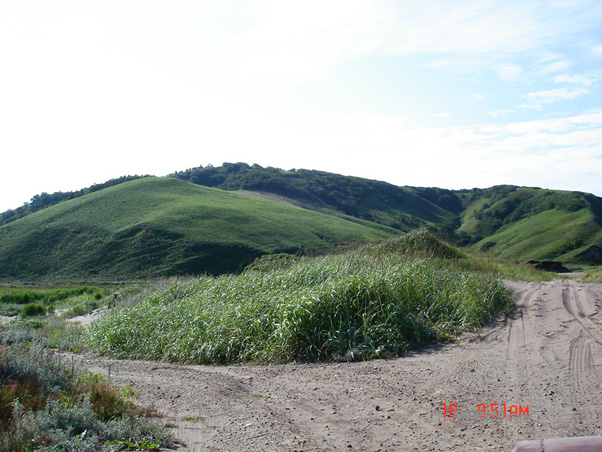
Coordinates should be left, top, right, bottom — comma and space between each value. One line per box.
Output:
1, 0, 602, 212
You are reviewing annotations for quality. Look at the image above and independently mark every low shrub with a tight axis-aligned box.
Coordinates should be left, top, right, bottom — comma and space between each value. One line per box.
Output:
0, 343, 174, 452
21, 303, 46, 318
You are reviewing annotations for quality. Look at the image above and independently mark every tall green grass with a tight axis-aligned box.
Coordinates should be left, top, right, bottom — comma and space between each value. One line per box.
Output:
88, 231, 516, 364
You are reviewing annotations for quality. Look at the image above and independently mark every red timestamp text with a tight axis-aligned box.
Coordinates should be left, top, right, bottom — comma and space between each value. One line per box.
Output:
442, 403, 529, 419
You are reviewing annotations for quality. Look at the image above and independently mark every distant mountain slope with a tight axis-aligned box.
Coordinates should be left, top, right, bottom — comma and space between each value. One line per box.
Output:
456, 185, 602, 263
1, 164, 601, 282
0, 178, 396, 281
0, 175, 149, 227
173, 164, 602, 265
171, 163, 454, 230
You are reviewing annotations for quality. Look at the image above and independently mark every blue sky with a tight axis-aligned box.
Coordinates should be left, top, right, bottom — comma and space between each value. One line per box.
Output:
1, 0, 602, 212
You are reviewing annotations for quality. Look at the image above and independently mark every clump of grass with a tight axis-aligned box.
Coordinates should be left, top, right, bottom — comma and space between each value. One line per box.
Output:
41, 317, 88, 353
2, 316, 86, 353
0, 340, 174, 452
243, 253, 300, 274
0, 286, 115, 322
581, 269, 602, 283
88, 230, 516, 364
21, 302, 47, 318
60, 297, 102, 319
457, 253, 557, 282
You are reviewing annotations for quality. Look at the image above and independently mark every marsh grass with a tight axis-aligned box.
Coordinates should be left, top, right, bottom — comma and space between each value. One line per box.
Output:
88, 230, 521, 364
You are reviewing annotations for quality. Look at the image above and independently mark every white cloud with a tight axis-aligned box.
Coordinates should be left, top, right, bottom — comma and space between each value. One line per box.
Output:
2, 0, 602, 211
487, 109, 514, 117
536, 59, 572, 75
497, 64, 523, 82
357, 112, 602, 195
229, 0, 598, 82
520, 87, 590, 110
553, 74, 594, 85
2, 103, 602, 211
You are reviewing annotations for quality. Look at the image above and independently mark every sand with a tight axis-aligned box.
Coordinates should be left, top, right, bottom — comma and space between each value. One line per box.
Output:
74, 279, 602, 451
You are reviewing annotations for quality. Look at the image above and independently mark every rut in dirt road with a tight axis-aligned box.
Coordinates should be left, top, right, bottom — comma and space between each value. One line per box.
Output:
77, 279, 602, 452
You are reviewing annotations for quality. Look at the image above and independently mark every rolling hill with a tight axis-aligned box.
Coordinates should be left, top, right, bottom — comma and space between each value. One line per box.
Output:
1, 163, 601, 282
455, 185, 602, 263
172, 163, 602, 265
0, 177, 396, 281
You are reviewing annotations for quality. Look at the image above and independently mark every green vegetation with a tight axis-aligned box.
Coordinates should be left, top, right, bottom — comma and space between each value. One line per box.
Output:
0, 286, 104, 305
456, 186, 602, 263
172, 162, 453, 229
0, 337, 174, 451
0, 286, 111, 318
88, 231, 520, 364
0, 177, 396, 282
2, 164, 601, 283
581, 270, 602, 283
0, 175, 149, 227
21, 302, 47, 317
173, 164, 602, 266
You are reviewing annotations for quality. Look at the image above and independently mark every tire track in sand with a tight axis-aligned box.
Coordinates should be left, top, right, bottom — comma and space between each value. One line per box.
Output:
563, 285, 602, 432
568, 331, 601, 432
562, 286, 602, 345
503, 286, 541, 439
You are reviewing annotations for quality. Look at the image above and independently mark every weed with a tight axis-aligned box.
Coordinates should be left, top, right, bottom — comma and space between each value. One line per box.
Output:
581, 269, 602, 283
181, 414, 204, 421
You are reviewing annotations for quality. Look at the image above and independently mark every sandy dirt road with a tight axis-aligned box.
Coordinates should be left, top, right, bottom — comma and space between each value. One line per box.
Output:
77, 279, 602, 451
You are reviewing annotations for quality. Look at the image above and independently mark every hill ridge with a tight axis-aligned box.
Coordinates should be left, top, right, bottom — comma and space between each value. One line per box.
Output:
1, 163, 601, 282
0, 177, 396, 281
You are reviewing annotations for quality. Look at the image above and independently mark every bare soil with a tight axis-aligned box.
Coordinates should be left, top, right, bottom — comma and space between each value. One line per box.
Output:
76, 279, 602, 451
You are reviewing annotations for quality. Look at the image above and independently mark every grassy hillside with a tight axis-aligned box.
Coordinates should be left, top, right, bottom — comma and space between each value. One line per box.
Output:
172, 163, 454, 230
2, 164, 601, 278
172, 164, 602, 265
88, 231, 519, 364
457, 186, 602, 263
0, 175, 148, 227
0, 177, 396, 282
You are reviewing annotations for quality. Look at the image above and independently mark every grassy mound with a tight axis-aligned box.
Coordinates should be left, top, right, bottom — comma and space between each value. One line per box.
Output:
88, 231, 515, 364
0, 178, 396, 282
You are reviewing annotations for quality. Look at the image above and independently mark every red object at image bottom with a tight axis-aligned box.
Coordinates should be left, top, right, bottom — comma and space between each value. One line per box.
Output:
512, 436, 602, 452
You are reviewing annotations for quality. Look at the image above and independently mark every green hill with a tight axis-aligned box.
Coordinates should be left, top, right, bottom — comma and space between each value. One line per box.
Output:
172, 163, 455, 230
458, 186, 602, 263
173, 164, 602, 266
0, 177, 396, 281
1, 164, 601, 282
